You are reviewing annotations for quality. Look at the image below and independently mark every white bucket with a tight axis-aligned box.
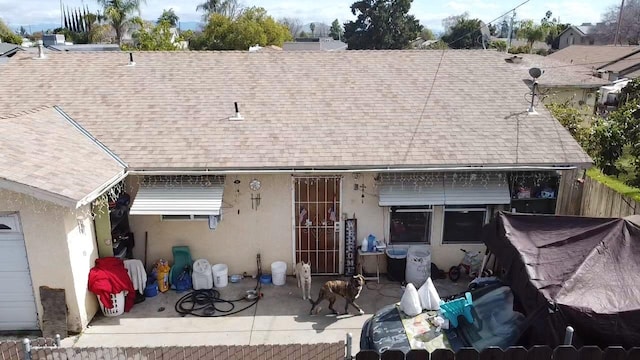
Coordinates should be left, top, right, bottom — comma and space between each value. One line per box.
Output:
271, 261, 287, 286
192, 259, 213, 290
405, 245, 431, 288
212, 263, 228, 288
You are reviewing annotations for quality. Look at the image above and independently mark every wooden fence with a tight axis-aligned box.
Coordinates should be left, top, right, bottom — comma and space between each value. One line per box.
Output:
355, 346, 640, 360
556, 170, 640, 217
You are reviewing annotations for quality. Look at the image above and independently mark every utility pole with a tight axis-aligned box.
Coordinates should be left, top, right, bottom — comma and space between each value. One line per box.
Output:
507, 11, 516, 53
614, 0, 625, 46
59, 0, 64, 29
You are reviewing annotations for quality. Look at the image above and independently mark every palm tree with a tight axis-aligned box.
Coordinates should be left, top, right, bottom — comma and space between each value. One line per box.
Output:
196, 0, 242, 21
97, 0, 145, 45
157, 8, 179, 27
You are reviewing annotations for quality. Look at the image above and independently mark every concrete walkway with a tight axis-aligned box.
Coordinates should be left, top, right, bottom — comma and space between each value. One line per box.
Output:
63, 276, 467, 352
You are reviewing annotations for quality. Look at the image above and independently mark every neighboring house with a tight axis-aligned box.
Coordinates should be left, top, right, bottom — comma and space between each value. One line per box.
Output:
283, 37, 347, 51
410, 38, 438, 49
504, 54, 611, 113
0, 42, 22, 58
555, 24, 596, 50
0, 51, 590, 333
47, 44, 121, 52
548, 45, 640, 81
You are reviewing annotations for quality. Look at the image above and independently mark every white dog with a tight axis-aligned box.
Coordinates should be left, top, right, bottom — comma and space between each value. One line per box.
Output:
294, 261, 312, 300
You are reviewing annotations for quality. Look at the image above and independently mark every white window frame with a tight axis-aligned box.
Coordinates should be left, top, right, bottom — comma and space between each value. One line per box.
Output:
442, 206, 489, 244
388, 206, 433, 244
160, 214, 211, 221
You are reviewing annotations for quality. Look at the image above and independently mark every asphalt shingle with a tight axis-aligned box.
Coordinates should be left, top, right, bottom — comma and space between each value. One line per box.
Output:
0, 106, 125, 203
0, 50, 591, 170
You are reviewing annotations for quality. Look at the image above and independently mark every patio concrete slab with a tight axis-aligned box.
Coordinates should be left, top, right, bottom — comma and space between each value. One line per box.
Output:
71, 275, 469, 352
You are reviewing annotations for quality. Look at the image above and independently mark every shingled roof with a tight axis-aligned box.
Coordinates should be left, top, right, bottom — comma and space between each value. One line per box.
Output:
0, 50, 591, 170
508, 54, 610, 87
0, 106, 125, 207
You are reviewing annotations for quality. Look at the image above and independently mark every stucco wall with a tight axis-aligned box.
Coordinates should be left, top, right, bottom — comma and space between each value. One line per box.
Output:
0, 189, 87, 332
542, 87, 597, 115
128, 174, 295, 275
62, 206, 99, 332
128, 173, 488, 277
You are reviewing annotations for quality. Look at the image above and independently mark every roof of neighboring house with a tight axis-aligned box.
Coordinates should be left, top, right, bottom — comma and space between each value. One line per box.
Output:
0, 51, 591, 170
0, 106, 125, 207
558, 25, 592, 38
0, 43, 21, 57
47, 44, 121, 52
548, 45, 640, 69
283, 39, 347, 51
507, 54, 610, 87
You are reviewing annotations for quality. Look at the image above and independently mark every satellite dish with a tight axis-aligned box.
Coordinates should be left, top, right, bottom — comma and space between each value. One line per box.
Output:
479, 21, 491, 49
529, 67, 543, 79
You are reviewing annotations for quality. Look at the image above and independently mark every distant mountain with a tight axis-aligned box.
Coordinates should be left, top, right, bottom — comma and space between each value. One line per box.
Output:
177, 21, 202, 32
11, 23, 60, 33
10, 20, 202, 35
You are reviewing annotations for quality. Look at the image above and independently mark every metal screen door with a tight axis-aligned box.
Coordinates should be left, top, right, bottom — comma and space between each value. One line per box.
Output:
293, 176, 341, 274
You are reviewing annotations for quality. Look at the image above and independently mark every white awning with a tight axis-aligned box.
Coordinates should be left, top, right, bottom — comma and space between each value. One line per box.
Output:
378, 173, 445, 206
443, 173, 511, 205
378, 172, 510, 206
130, 185, 224, 216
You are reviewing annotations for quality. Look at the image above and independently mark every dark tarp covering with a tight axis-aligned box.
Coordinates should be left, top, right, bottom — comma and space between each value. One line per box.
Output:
484, 212, 640, 348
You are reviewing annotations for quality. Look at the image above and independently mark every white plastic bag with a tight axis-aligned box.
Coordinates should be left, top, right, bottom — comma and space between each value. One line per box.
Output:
417, 277, 441, 311
399, 283, 422, 317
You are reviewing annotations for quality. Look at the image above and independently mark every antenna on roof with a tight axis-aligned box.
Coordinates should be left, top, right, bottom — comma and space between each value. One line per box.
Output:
127, 52, 135, 66
479, 21, 491, 50
527, 67, 543, 115
229, 102, 244, 121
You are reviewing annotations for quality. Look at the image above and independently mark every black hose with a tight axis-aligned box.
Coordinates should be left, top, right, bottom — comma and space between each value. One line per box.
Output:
175, 266, 262, 317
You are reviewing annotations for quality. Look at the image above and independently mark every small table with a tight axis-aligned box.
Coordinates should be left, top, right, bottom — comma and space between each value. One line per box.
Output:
357, 249, 384, 283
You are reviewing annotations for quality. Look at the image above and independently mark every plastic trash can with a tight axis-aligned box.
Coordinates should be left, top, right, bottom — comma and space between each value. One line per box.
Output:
405, 245, 431, 288
386, 247, 408, 282
271, 261, 287, 286
212, 263, 228, 288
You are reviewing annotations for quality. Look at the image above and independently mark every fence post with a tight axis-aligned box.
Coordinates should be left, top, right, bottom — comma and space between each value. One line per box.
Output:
346, 332, 353, 360
55, 334, 61, 347
22, 338, 31, 360
564, 326, 574, 345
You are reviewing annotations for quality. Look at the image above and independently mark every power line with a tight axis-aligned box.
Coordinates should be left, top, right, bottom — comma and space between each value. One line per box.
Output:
401, 0, 532, 163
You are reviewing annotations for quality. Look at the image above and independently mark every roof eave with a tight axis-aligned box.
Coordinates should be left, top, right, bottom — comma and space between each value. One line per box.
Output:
0, 177, 77, 208
76, 169, 128, 208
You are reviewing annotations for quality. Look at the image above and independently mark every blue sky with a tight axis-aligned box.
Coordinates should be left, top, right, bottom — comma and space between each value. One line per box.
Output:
0, 0, 618, 32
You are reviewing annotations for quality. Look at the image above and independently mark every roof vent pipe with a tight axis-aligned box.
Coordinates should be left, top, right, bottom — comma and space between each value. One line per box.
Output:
127, 52, 135, 66
36, 40, 45, 59
229, 102, 244, 121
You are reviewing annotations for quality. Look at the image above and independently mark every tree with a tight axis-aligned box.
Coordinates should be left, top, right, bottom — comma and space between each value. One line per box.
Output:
298, 30, 309, 38
157, 8, 179, 27
0, 19, 22, 44
309, 22, 316, 37
97, 0, 145, 45
280, 17, 303, 38
441, 15, 482, 49
343, 0, 422, 50
516, 19, 548, 52
126, 19, 178, 50
420, 28, 435, 40
592, 0, 640, 45
89, 23, 113, 43
329, 19, 343, 40
196, 0, 242, 21
191, 7, 292, 50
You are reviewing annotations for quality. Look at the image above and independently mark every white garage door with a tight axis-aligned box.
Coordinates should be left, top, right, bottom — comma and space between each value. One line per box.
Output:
0, 214, 39, 330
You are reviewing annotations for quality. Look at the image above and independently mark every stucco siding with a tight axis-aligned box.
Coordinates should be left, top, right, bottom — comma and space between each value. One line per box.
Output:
62, 206, 99, 332
542, 87, 597, 114
129, 174, 295, 275
0, 189, 80, 332
128, 173, 489, 277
